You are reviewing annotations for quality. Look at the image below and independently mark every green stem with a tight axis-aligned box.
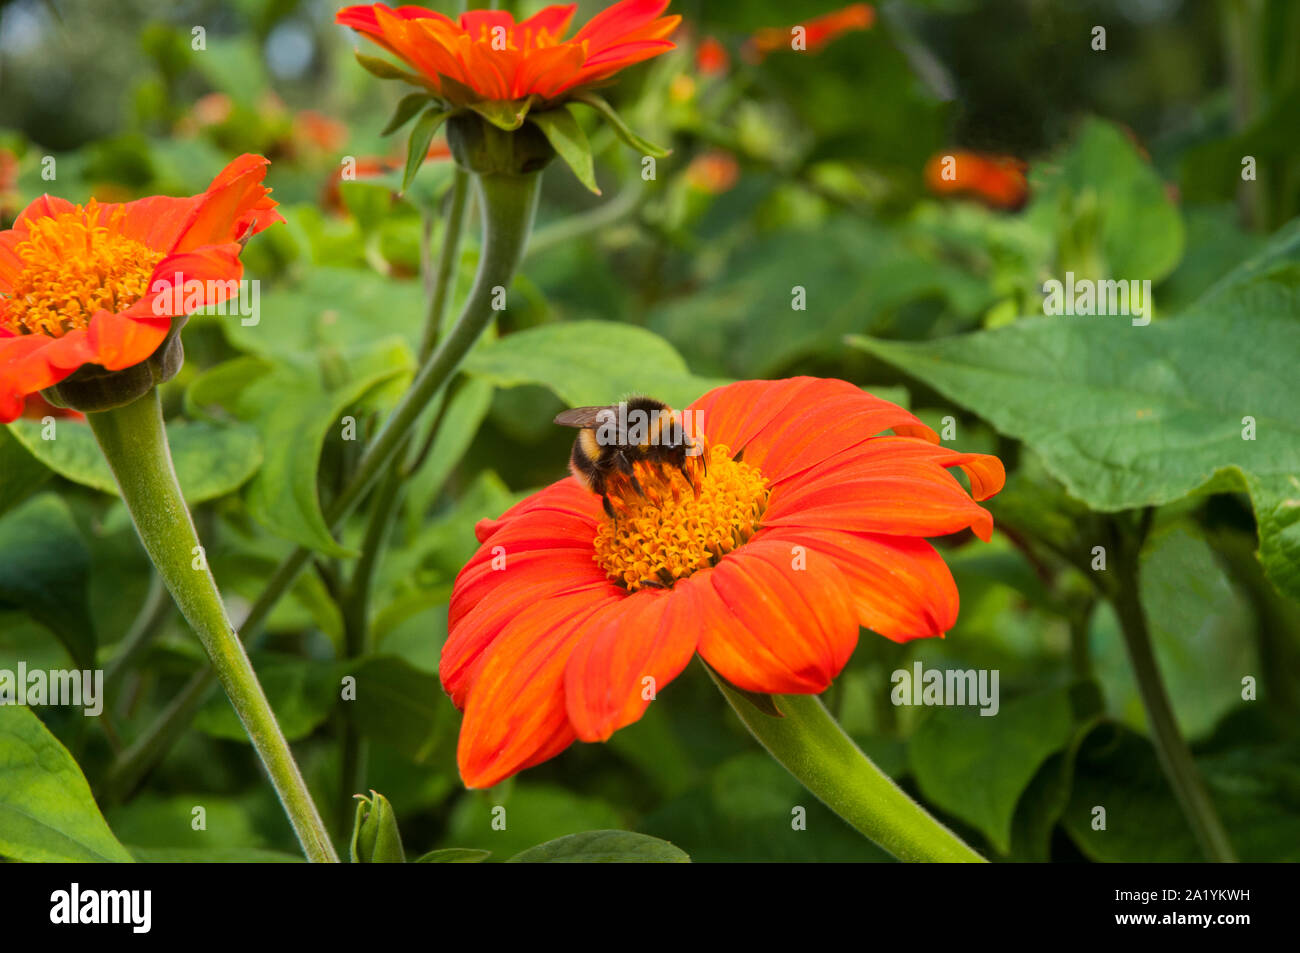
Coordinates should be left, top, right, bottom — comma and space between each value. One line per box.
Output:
1110, 544, 1238, 863
102, 168, 539, 802
87, 389, 338, 863
707, 665, 986, 863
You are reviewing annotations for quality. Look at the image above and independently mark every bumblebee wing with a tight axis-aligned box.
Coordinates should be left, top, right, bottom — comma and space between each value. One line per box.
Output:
554, 405, 617, 429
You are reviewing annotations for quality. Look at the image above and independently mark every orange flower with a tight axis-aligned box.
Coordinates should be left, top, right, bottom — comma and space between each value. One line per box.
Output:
321, 142, 453, 214
442, 377, 1004, 787
749, 3, 874, 62
685, 150, 740, 194
695, 35, 729, 76
336, 1, 680, 106
0, 155, 281, 422
924, 151, 1029, 211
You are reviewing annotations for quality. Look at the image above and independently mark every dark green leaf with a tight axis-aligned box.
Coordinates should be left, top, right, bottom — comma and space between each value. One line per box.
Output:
414, 847, 490, 863
507, 830, 690, 863
0, 494, 95, 668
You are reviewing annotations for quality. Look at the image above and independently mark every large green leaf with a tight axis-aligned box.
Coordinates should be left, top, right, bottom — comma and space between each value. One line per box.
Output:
0, 494, 95, 669
507, 830, 690, 863
188, 341, 415, 556
851, 308, 1300, 601
443, 784, 624, 860
5, 417, 262, 505
0, 706, 132, 862
461, 321, 727, 410
348, 655, 456, 763
908, 688, 1078, 855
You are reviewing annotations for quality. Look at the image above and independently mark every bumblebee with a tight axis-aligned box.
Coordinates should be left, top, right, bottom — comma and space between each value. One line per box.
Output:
554, 395, 701, 517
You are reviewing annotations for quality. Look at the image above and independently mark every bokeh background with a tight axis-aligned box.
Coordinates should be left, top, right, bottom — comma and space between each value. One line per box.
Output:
2, 0, 1298, 862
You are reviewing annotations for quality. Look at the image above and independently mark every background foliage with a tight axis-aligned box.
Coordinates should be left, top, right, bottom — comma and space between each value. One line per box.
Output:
1, 0, 1298, 862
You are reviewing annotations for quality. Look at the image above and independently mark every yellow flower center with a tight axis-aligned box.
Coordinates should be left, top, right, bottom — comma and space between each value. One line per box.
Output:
594, 443, 769, 592
3, 201, 163, 337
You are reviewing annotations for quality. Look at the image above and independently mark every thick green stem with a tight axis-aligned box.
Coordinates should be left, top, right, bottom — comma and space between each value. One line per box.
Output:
87, 389, 338, 863
1111, 548, 1238, 863
707, 665, 986, 863
103, 169, 539, 802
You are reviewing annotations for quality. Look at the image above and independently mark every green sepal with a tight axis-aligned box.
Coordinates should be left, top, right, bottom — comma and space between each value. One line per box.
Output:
353, 51, 431, 86
349, 790, 406, 863
469, 95, 535, 131
382, 92, 435, 136
528, 105, 600, 194
572, 91, 671, 158
403, 107, 452, 193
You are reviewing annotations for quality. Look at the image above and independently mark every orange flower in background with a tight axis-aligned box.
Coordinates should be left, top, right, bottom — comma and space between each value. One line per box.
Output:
0, 149, 18, 221
924, 151, 1029, 211
336, 0, 680, 106
695, 35, 729, 76
442, 377, 1004, 787
0, 154, 281, 422
749, 3, 875, 62
685, 150, 740, 194
321, 142, 452, 214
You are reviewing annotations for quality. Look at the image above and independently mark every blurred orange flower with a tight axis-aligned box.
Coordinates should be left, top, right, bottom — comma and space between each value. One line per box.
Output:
321, 142, 453, 213
0, 155, 281, 422
749, 3, 874, 62
685, 150, 740, 194
924, 151, 1029, 211
695, 35, 729, 76
442, 377, 1004, 787
336, 1, 680, 106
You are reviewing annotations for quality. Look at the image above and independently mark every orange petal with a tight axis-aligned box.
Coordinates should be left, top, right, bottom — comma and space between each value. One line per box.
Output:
697, 537, 858, 694
172, 154, 281, 254
456, 588, 624, 788
768, 528, 958, 641
564, 587, 697, 742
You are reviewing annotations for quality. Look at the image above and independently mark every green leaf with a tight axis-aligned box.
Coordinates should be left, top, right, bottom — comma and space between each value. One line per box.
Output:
130, 846, 303, 863
414, 847, 491, 863
1030, 117, 1185, 282
444, 783, 623, 859
348, 655, 455, 763
402, 377, 495, 534
0, 495, 95, 669
572, 92, 670, 158
0, 706, 133, 862
6, 417, 262, 506
528, 106, 599, 194
850, 308, 1300, 601
350, 790, 406, 863
1063, 722, 1300, 862
382, 92, 435, 136
354, 51, 428, 86
190, 342, 415, 557
507, 830, 690, 863
461, 321, 727, 410
404, 107, 452, 193
909, 688, 1078, 855
0, 427, 50, 518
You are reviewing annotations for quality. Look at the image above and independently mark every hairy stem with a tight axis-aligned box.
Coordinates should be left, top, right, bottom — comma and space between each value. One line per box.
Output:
88, 389, 337, 862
